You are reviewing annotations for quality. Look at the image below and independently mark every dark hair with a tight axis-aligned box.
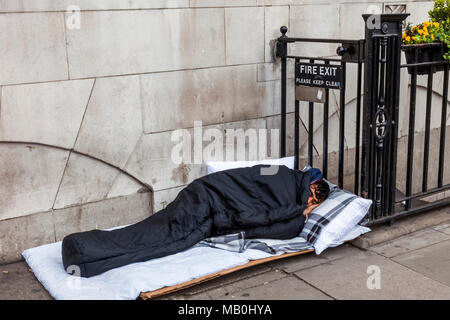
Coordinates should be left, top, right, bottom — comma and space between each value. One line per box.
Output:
313, 180, 330, 201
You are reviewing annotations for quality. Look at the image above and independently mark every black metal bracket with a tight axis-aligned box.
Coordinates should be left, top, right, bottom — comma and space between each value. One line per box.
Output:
336, 40, 365, 63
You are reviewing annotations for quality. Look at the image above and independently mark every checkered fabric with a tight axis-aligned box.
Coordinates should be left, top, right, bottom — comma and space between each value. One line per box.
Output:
196, 231, 312, 254
300, 188, 359, 245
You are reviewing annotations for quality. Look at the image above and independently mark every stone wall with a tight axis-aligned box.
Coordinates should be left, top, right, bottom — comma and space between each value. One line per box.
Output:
0, 0, 449, 263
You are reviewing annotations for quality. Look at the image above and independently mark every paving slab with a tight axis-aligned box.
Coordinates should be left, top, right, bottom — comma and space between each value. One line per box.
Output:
0, 261, 52, 300
392, 239, 450, 287
185, 291, 213, 300
165, 269, 287, 300
161, 264, 272, 299
434, 223, 450, 235
217, 269, 287, 294
370, 228, 450, 258
267, 251, 328, 274
295, 250, 450, 299
220, 276, 332, 300
179, 270, 331, 300
351, 207, 450, 249
267, 243, 361, 273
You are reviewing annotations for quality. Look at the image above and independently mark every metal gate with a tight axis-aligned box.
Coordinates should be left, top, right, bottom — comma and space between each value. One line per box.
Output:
276, 13, 449, 226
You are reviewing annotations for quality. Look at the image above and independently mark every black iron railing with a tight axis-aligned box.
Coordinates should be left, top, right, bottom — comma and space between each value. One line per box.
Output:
276, 29, 364, 192
277, 13, 450, 226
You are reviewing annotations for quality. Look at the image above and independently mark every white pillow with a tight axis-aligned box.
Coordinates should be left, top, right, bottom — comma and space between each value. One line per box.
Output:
327, 225, 371, 248
300, 187, 372, 254
313, 196, 372, 254
206, 156, 295, 174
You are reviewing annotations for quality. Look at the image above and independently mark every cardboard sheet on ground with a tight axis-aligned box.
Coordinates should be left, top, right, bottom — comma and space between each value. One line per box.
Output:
22, 225, 369, 300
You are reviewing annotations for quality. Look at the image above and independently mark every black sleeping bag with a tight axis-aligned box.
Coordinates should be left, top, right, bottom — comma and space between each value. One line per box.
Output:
62, 165, 312, 277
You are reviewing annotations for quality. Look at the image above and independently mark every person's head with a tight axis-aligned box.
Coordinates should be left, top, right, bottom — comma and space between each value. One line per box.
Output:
305, 179, 330, 216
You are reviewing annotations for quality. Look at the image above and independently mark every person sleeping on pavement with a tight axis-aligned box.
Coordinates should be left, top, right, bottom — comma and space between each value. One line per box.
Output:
62, 165, 330, 278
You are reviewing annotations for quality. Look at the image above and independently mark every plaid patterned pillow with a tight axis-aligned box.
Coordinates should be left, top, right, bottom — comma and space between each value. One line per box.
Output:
300, 188, 360, 245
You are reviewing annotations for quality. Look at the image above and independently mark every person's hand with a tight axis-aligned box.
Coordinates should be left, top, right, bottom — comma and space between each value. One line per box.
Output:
303, 203, 320, 218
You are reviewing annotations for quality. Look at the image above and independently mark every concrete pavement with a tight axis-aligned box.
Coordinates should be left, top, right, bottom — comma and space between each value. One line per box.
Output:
2, 209, 450, 300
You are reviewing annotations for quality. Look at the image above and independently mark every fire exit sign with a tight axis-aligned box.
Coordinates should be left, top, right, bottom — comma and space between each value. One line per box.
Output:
295, 62, 344, 90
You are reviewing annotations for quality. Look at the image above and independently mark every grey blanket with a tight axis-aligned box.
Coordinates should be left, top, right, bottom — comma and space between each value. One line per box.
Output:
196, 231, 313, 254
